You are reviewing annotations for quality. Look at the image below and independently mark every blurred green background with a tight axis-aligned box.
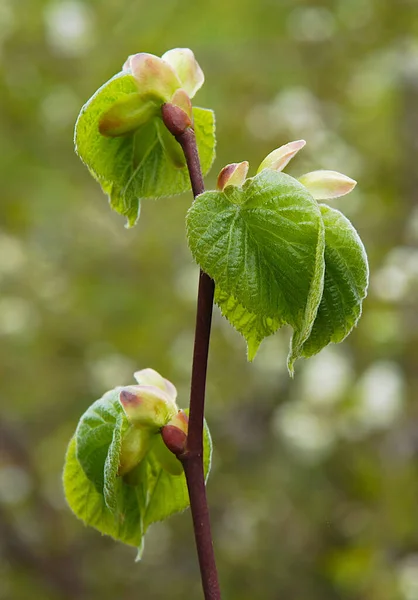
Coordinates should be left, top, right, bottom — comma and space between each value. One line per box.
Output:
1, 0, 418, 598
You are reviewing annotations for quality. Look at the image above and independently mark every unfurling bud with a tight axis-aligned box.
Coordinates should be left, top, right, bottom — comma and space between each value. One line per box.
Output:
161, 48, 204, 99
119, 385, 177, 431
298, 170, 357, 200
257, 140, 306, 174
98, 94, 158, 137
217, 161, 249, 191
118, 369, 183, 477
129, 53, 181, 102
133, 368, 177, 401
113, 48, 204, 152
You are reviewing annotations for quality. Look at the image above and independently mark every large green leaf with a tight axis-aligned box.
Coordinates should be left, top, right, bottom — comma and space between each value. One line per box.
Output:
75, 72, 216, 226
186, 170, 325, 372
64, 389, 212, 556
300, 204, 369, 357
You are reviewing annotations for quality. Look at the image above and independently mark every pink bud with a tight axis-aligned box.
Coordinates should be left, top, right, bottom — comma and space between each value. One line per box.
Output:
161, 425, 187, 457
161, 103, 192, 137
298, 170, 357, 199
257, 140, 306, 174
129, 53, 181, 103
161, 410, 189, 457
217, 161, 249, 191
119, 385, 177, 430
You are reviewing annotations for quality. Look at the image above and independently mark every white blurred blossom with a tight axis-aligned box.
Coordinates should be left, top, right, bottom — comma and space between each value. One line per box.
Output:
398, 555, 418, 600
372, 246, 418, 302
88, 352, 136, 390
0, 1, 16, 49
0, 297, 38, 336
0, 233, 26, 278
273, 401, 336, 461
287, 7, 336, 42
298, 347, 353, 407
44, 1, 95, 56
0, 465, 31, 504
40, 86, 80, 131
340, 361, 405, 438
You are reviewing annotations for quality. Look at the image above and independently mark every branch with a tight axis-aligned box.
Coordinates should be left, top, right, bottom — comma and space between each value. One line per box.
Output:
161, 103, 221, 600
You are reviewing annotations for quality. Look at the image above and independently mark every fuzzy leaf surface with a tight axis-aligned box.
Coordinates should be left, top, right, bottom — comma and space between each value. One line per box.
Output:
300, 204, 369, 357
75, 388, 125, 495
187, 170, 325, 371
64, 437, 146, 548
75, 72, 216, 226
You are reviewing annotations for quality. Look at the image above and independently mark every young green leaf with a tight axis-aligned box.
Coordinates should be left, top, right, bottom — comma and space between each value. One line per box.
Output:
63, 386, 212, 556
75, 72, 216, 227
186, 170, 325, 373
64, 436, 146, 548
300, 204, 369, 357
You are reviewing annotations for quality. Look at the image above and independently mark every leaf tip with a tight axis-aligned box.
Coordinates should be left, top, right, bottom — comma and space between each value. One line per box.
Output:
246, 339, 261, 362
299, 170, 357, 200
135, 538, 145, 562
286, 348, 297, 378
287, 362, 295, 378
257, 139, 306, 174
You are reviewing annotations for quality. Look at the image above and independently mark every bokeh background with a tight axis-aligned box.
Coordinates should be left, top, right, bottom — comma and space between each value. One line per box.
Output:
1, 0, 418, 598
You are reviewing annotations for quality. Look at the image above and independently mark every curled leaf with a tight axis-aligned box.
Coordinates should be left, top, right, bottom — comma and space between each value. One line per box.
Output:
75, 71, 216, 227
98, 93, 158, 137
63, 375, 212, 556
301, 204, 369, 357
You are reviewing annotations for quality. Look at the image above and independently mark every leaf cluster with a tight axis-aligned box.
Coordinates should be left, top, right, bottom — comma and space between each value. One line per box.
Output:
187, 169, 369, 373
63, 387, 211, 557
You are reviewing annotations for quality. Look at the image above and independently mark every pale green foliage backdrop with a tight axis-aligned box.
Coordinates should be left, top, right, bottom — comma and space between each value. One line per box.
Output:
0, 1, 417, 599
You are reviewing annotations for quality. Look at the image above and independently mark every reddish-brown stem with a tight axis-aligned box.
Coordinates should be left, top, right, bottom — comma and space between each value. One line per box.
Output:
161, 104, 220, 600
